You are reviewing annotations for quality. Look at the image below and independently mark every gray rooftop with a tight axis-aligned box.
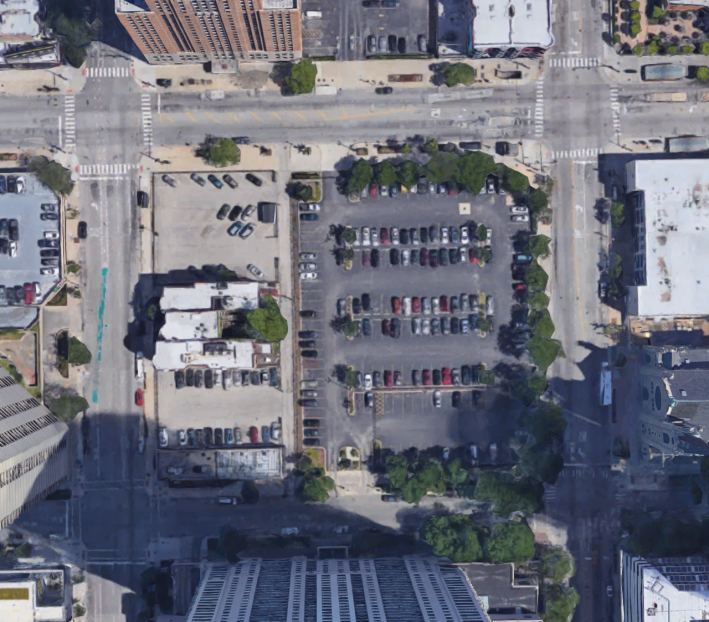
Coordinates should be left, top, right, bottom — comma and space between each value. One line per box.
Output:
462, 562, 538, 613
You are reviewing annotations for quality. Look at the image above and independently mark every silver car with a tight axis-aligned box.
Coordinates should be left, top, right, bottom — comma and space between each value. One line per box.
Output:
247, 264, 265, 279
401, 249, 410, 266
378, 36, 387, 52
422, 297, 431, 314
485, 295, 494, 316
432, 296, 440, 314
299, 262, 317, 271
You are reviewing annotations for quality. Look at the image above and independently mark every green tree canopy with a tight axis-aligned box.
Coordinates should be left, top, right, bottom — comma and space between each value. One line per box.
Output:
294, 454, 314, 475
527, 188, 549, 214
423, 514, 485, 562
486, 520, 536, 564
50, 392, 88, 422
422, 152, 459, 184
386, 454, 410, 489
68, 336, 92, 365
541, 547, 576, 583
697, 67, 709, 83
475, 224, 488, 242
544, 586, 580, 622
453, 151, 497, 194
299, 475, 335, 503
525, 260, 549, 292
474, 472, 544, 516
47, 0, 100, 68
346, 159, 373, 195
209, 137, 241, 167
528, 292, 550, 310
28, 156, 74, 196
401, 459, 445, 504
423, 138, 439, 154
517, 448, 564, 484
622, 511, 707, 557
499, 166, 530, 193
285, 59, 317, 94
443, 458, 469, 488
527, 337, 564, 373
247, 294, 288, 341
523, 404, 567, 447
443, 63, 476, 87
292, 182, 314, 202
528, 309, 555, 338
397, 161, 420, 188
376, 161, 397, 187
527, 235, 551, 258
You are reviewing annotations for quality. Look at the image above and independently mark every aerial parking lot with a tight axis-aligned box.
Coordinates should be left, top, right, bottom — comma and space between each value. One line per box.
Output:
295, 175, 529, 467
152, 170, 283, 281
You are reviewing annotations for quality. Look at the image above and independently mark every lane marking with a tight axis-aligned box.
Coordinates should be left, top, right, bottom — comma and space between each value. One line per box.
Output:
249, 111, 261, 120
205, 112, 218, 122
91, 267, 109, 405
294, 111, 307, 121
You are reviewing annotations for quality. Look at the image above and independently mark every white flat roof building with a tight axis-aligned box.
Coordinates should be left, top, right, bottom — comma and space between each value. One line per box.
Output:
471, 0, 554, 51
626, 159, 709, 318
153, 340, 254, 371
160, 282, 259, 312
159, 311, 220, 341
0, 0, 40, 39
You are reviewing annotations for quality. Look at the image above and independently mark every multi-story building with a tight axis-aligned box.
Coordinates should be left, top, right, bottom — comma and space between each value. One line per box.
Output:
0, 566, 72, 622
638, 344, 709, 471
115, 0, 302, 65
0, 368, 71, 529
620, 549, 709, 622
184, 556, 498, 622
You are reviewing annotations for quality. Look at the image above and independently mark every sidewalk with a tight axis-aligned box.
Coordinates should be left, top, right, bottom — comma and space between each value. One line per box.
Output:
0, 66, 85, 96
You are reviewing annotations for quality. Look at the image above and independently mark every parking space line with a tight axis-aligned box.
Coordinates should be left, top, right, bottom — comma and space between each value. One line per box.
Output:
272, 112, 282, 121
184, 112, 196, 122
250, 111, 261, 120
318, 111, 329, 120
159, 114, 174, 124
229, 113, 240, 122
205, 112, 219, 122
342, 108, 408, 120
294, 111, 307, 121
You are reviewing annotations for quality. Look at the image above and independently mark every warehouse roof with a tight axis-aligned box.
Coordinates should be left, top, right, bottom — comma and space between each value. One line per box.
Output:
160, 282, 259, 312
472, 0, 554, 48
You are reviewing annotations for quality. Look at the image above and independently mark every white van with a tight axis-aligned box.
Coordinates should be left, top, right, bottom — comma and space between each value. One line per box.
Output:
218, 497, 235, 505
304, 10, 322, 17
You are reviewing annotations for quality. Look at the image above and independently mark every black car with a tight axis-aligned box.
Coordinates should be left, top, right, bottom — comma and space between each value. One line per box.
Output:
390, 318, 401, 339
429, 249, 439, 268
41, 213, 58, 221
432, 369, 442, 385
300, 213, 319, 221
40, 250, 59, 258
5, 288, 15, 305
461, 365, 472, 386
0, 176, 5, 194
452, 391, 461, 408
194, 370, 203, 388
41, 258, 59, 267
204, 369, 214, 389
449, 248, 458, 265
8, 220, 17, 241
420, 226, 428, 244
375, 87, 393, 95
410, 249, 419, 264
175, 370, 185, 389
362, 293, 371, 312
301, 399, 318, 407
217, 204, 230, 220
204, 427, 213, 445
223, 174, 238, 189
301, 350, 318, 358
439, 248, 449, 266
246, 173, 262, 186
460, 141, 482, 150
388, 34, 397, 51
397, 37, 406, 53
371, 249, 380, 268
303, 438, 320, 446
7, 176, 16, 193
373, 371, 382, 387
390, 248, 400, 265
362, 0, 380, 4
186, 369, 195, 387
78, 221, 88, 239
269, 367, 279, 387
400, 228, 409, 245
299, 330, 317, 339
241, 370, 250, 387
428, 225, 438, 243
250, 370, 261, 386
228, 205, 242, 221
232, 136, 251, 145
0, 219, 7, 237
214, 428, 223, 446
451, 317, 460, 334
300, 310, 317, 318
352, 297, 362, 315
362, 318, 372, 336
137, 191, 149, 208
299, 340, 316, 348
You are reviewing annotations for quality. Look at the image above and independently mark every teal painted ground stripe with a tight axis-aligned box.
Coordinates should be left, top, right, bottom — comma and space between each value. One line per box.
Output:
92, 267, 109, 404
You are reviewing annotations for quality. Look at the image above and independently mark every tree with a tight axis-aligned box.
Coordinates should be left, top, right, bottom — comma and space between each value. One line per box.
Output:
622, 511, 707, 557
527, 235, 551, 258
646, 42, 659, 55
423, 138, 439, 154
285, 59, 317, 94
499, 166, 530, 193
486, 520, 536, 564
666, 45, 678, 55
442, 63, 476, 87
386, 455, 410, 489
28, 156, 74, 196
525, 261, 549, 293
215, 525, 247, 564
246, 294, 288, 341
544, 586, 580, 622
443, 458, 469, 488
474, 472, 544, 516
610, 201, 625, 227
526, 371, 549, 397
401, 459, 445, 504
397, 161, 420, 189
528, 309, 555, 338
422, 152, 458, 184
523, 404, 568, 447
517, 449, 564, 484
240, 481, 259, 504
527, 188, 549, 214
541, 547, 576, 583
423, 515, 485, 562
629, 0, 640, 8
528, 292, 549, 310
207, 137, 241, 167
68, 336, 92, 365
630, 11, 641, 21
400, 143, 411, 154
294, 454, 314, 475
682, 45, 695, 55
47, 1, 100, 68
346, 159, 373, 195
50, 392, 88, 422
292, 182, 314, 202
527, 336, 564, 373
453, 151, 497, 195
475, 224, 488, 242
299, 475, 335, 503
702, 41, 709, 55
376, 161, 397, 187
342, 227, 357, 245
697, 67, 709, 83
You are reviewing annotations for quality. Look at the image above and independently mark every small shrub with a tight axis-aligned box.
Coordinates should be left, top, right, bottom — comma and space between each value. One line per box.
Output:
702, 41, 709, 55
629, 0, 640, 8
682, 45, 695, 55
652, 5, 665, 17
697, 67, 709, 82
630, 10, 641, 21
633, 44, 645, 56
631, 23, 641, 35
666, 45, 678, 55
646, 43, 659, 55
613, 33, 621, 44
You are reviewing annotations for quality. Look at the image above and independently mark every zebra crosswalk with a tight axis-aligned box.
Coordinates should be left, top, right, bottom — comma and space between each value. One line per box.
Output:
548, 56, 601, 68
78, 164, 138, 180
550, 147, 603, 161
84, 66, 132, 78
141, 94, 153, 150
534, 77, 544, 138
64, 94, 75, 153
609, 86, 621, 142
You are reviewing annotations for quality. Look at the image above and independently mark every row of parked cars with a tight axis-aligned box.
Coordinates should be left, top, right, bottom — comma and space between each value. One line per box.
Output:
358, 175, 505, 200
354, 224, 489, 247
390, 294, 493, 316
379, 315, 491, 338
363, 246, 490, 268
0, 282, 41, 306
174, 367, 278, 389
357, 365, 484, 389
0, 175, 25, 195
158, 421, 281, 448
366, 33, 424, 54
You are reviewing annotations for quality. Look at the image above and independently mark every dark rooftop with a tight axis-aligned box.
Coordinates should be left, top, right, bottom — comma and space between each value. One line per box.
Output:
461, 562, 538, 614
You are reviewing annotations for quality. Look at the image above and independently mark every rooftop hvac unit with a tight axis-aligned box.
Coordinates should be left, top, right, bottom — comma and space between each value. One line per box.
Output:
647, 608, 657, 616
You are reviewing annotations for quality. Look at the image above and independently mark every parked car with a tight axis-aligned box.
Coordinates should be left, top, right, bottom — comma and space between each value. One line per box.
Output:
433, 390, 442, 408
190, 173, 206, 186
223, 174, 238, 189
397, 37, 406, 53
245, 173, 262, 186
239, 224, 256, 238
512, 215, 530, 222
418, 35, 427, 52
162, 174, 177, 187
77, 221, 88, 239
227, 221, 244, 236
300, 213, 319, 221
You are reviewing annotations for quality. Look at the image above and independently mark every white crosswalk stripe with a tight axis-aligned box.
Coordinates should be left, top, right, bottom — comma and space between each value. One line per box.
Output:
609, 86, 621, 143
141, 94, 152, 150
64, 94, 75, 153
534, 77, 544, 138
543, 485, 556, 503
548, 57, 601, 68
85, 66, 132, 78
78, 163, 138, 180
550, 147, 603, 161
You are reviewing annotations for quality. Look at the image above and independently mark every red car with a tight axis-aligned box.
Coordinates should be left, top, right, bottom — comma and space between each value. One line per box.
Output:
442, 367, 452, 385
384, 370, 393, 387
135, 389, 144, 406
248, 426, 259, 444
469, 248, 478, 264
420, 248, 429, 266
392, 296, 401, 314
381, 319, 390, 335
23, 283, 33, 305
380, 227, 389, 245
422, 369, 431, 386
412, 297, 421, 314
362, 251, 371, 267
514, 283, 527, 291
440, 295, 449, 313
370, 184, 378, 198
449, 186, 457, 196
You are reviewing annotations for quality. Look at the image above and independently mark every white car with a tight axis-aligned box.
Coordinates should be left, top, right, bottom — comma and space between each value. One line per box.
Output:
364, 373, 373, 390
511, 215, 530, 223
214, 369, 222, 387
362, 227, 371, 246
299, 262, 317, 271
300, 272, 318, 280
422, 297, 431, 315
403, 297, 412, 316
9, 242, 16, 258
334, 525, 349, 534
247, 264, 265, 279
511, 205, 529, 214
432, 296, 440, 314
40, 267, 58, 276
442, 447, 450, 461
33, 282, 41, 299
401, 249, 410, 266
459, 247, 467, 263
460, 226, 469, 244
158, 427, 168, 448
486, 227, 493, 242
433, 390, 442, 408
441, 227, 450, 245
44, 231, 59, 240
223, 371, 233, 390
178, 429, 187, 446
281, 527, 299, 536
422, 318, 431, 335
300, 252, 316, 260
15, 176, 24, 194
391, 227, 399, 245
299, 203, 320, 211
371, 227, 379, 246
